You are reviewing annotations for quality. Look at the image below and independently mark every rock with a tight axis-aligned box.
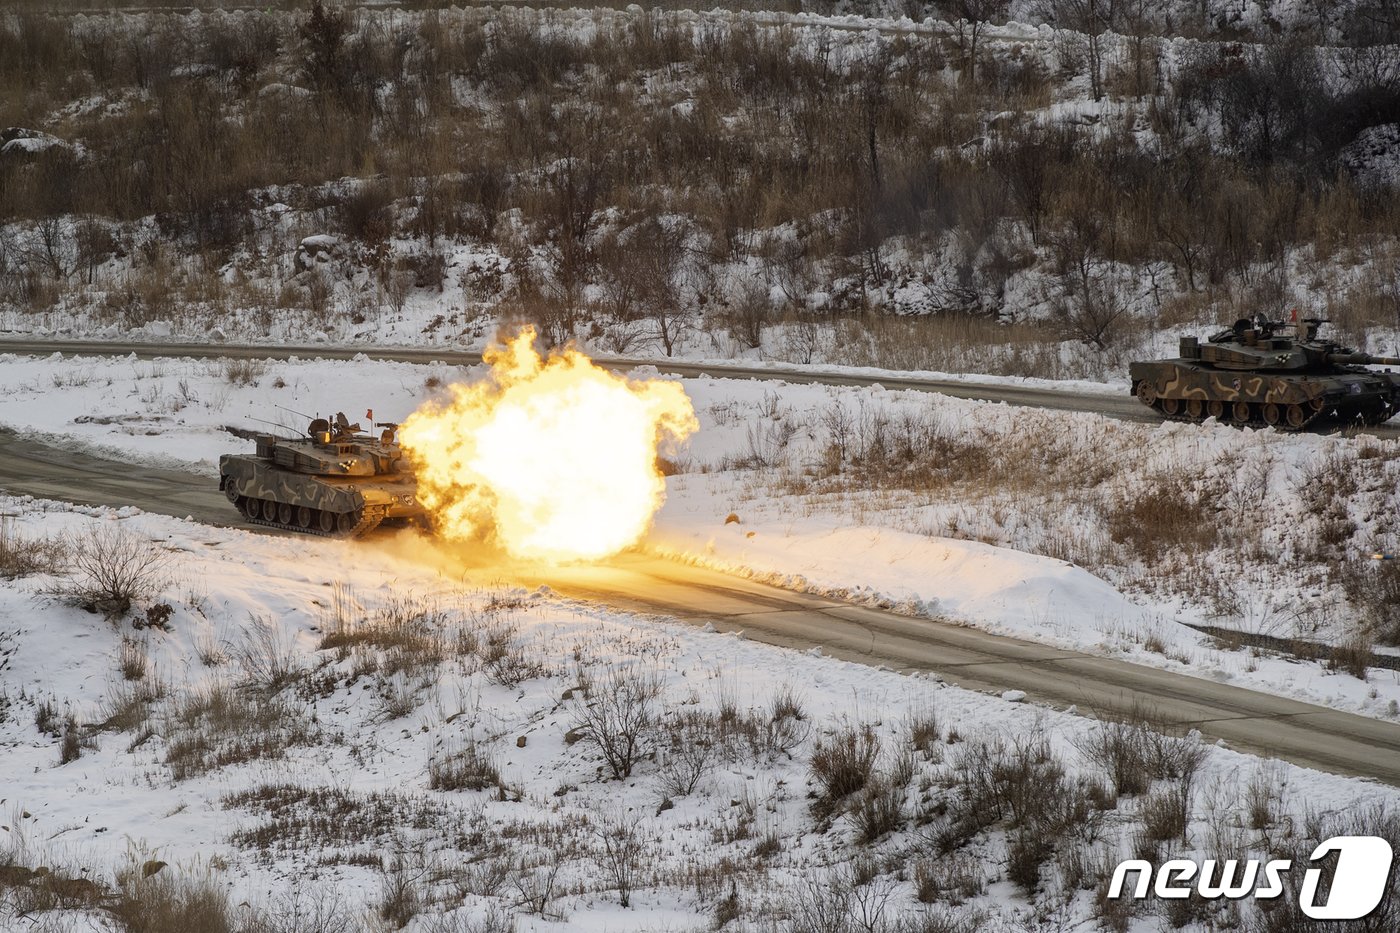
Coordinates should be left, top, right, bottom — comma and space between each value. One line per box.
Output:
0, 128, 70, 159
515, 736, 526, 748
141, 860, 167, 878
295, 234, 342, 270
724, 512, 741, 525
1000, 690, 1027, 703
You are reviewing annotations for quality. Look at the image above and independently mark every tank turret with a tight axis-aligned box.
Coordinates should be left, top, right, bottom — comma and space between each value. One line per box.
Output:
218, 411, 427, 537
1129, 317, 1400, 429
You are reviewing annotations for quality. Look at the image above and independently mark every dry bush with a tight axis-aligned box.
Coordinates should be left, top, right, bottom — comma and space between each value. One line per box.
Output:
235, 615, 302, 692
1105, 476, 1219, 565
58, 712, 83, 764
914, 852, 985, 905
1338, 558, 1400, 645
1137, 787, 1189, 845
54, 523, 170, 615
0, 516, 69, 579
760, 685, 813, 758
810, 724, 881, 811
569, 666, 661, 780
377, 855, 425, 930
99, 676, 166, 734
934, 731, 1096, 885
848, 775, 905, 843
119, 636, 148, 681
1328, 628, 1375, 679
907, 704, 941, 758
320, 594, 450, 675
655, 708, 720, 797
1076, 720, 1154, 797
429, 742, 502, 793
591, 811, 648, 908
481, 620, 548, 687
1245, 760, 1284, 830
221, 357, 266, 387
108, 869, 239, 933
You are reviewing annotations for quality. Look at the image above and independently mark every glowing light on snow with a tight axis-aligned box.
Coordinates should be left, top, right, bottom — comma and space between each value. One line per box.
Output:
399, 328, 697, 562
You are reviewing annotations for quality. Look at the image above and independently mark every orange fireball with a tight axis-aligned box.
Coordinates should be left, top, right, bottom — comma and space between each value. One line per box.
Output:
399, 329, 697, 562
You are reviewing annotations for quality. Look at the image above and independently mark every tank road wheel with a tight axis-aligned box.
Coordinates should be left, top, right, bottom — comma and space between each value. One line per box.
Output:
1285, 404, 1307, 430
296, 506, 313, 529
223, 482, 240, 504
1262, 403, 1282, 427
241, 497, 262, 519
1232, 401, 1252, 423
1135, 380, 1156, 406
1207, 400, 1225, 421
261, 499, 280, 521
1160, 397, 1181, 416
277, 502, 293, 525
318, 510, 336, 534
1186, 399, 1205, 421
336, 511, 360, 535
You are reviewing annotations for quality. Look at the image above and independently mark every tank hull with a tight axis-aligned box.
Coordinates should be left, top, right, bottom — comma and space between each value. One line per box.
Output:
219, 453, 426, 538
1129, 359, 1400, 429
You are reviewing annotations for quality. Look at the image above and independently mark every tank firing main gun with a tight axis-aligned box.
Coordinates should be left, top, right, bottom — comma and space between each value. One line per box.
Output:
218, 406, 424, 538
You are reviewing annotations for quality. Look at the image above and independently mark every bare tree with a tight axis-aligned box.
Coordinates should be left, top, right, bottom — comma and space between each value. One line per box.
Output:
934, 0, 1010, 83
631, 217, 693, 357
28, 216, 72, 283
591, 811, 648, 908
1041, 0, 1116, 101
570, 667, 660, 780
1048, 205, 1131, 351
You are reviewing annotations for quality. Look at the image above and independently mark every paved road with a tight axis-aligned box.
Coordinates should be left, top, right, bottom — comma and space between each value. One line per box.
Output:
1, 429, 1399, 785
7, 335, 1400, 437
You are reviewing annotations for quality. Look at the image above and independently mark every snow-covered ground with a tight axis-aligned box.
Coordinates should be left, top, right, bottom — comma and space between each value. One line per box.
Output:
0, 350, 1397, 725
1, 496, 1397, 932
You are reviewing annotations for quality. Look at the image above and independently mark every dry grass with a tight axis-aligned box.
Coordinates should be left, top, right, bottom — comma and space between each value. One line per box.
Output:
810, 724, 880, 810
0, 516, 69, 579
224, 783, 475, 863
162, 681, 318, 780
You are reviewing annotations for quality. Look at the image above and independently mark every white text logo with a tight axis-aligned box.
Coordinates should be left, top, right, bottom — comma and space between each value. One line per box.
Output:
1108, 836, 1393, 920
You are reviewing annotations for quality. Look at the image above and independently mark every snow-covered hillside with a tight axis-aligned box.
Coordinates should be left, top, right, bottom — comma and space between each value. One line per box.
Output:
1, 493, 1398, 932
7, 3, 1400, 382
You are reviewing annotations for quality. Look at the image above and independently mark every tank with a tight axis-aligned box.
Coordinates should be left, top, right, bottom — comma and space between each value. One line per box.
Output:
218, 412, 426, 537
1129, 317, 1400, 430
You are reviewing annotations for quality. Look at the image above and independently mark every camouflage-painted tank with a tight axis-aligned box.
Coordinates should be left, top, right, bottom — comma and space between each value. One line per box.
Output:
1129, 317, 1400, 430
218, 412, 426, 537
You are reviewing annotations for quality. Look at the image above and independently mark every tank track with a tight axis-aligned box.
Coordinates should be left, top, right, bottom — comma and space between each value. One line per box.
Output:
232, 496, 388, 539
1146, 398, 1324, 432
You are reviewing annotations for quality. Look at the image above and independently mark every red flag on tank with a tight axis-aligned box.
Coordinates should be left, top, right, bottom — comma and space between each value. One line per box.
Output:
366, 409, 373, 422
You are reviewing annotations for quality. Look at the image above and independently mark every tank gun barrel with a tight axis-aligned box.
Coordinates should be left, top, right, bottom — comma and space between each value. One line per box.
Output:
1326, 352, 1400, 367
